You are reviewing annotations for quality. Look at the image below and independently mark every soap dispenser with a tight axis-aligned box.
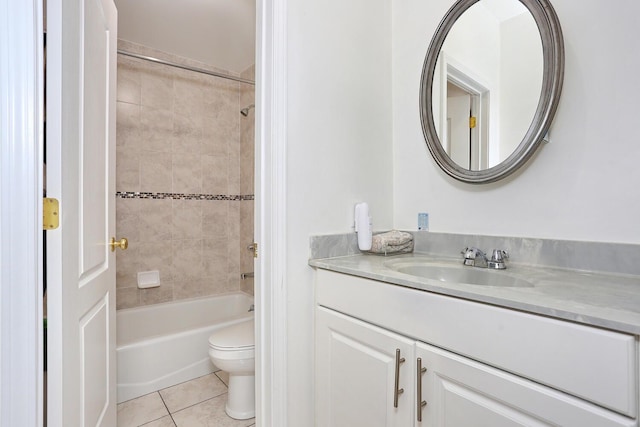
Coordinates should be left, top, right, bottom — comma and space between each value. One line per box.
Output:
354, 202, 372, 251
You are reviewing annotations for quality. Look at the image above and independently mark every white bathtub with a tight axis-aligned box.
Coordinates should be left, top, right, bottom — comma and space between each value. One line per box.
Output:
116, 292, 254, 403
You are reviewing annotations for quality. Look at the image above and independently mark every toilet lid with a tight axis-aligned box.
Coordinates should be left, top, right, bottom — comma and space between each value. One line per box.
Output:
208, 319, 254, 350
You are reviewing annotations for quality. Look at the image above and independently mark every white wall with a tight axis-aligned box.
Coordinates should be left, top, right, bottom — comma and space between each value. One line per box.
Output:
281, 0, 640, 422
393, 0, 640, 244
285, 0, 393, 422
500, 12, 543, 157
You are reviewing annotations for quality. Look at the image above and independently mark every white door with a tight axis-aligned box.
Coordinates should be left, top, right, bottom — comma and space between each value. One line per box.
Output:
447, 84, 472, 169
416, 342, 635, 427
316, 307, 415, 427
46, 0, 118, 425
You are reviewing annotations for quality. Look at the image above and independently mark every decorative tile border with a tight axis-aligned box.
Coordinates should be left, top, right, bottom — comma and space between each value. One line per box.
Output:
116, 191, 254, 201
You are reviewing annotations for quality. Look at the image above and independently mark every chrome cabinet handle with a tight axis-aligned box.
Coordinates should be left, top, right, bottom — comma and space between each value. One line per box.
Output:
393, 348, 406, 408
417, 357, 427, 422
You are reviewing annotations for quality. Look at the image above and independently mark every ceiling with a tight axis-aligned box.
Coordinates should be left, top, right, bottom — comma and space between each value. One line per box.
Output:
114, 0, 256, 74
482, 0, 528, 22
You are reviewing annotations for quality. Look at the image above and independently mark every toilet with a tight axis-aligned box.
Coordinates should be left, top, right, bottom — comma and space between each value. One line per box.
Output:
208, 318, 255, 419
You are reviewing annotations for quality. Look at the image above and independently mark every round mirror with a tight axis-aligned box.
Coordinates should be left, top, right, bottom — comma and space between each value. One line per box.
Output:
420, 0, 564, 183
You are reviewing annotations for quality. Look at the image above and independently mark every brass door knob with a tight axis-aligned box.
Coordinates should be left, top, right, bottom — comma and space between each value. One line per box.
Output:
110, 237, 128, 252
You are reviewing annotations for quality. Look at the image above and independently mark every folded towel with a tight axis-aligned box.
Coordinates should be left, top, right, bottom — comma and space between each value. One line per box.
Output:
366, 230, 414, 255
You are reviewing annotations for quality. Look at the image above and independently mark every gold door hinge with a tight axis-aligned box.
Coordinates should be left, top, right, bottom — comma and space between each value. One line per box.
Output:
252, 242, 258, 258
43, 198, 60, 230
469, 116, 477, 129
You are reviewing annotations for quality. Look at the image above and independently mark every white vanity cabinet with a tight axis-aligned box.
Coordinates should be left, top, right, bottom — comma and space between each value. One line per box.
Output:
315, 269, 638, 427
316, 306, 416, 426
416, 341, 636, 426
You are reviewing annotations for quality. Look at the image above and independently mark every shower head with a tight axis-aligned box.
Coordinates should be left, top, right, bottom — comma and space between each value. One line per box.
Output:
240, 104, 255, 117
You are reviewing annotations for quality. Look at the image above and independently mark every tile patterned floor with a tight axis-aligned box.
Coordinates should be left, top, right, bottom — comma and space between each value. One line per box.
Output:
117, 371, 255, 427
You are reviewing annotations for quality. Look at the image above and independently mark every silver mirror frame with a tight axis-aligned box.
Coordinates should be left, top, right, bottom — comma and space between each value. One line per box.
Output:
420, 0, 564, 184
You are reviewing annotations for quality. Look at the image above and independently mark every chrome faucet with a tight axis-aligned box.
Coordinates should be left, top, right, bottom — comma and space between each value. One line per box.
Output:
461, 247, 489, 268
462, 247, 509, 269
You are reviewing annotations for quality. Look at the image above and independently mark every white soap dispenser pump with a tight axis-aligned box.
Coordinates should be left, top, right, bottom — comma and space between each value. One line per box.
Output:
354, 202, 372, 251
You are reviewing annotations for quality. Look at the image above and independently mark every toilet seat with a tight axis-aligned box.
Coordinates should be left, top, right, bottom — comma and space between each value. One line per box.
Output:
208, 319, 254, 352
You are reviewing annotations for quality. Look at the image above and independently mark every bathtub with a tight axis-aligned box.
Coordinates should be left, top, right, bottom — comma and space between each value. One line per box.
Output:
116, 292, 254, 403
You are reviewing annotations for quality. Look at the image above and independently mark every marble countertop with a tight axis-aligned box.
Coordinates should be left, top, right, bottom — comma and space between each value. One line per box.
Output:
309, 253, 640, 335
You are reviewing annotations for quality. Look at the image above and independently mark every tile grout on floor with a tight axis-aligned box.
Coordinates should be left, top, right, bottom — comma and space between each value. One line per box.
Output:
117, 371, 254, 427
157, 390, 177, 426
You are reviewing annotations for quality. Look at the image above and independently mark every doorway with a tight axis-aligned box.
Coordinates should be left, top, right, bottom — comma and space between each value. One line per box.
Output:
2, 0, 289, 425
437, 57, 491, 171
447, 66, 489, 171
43, 0, 258, 424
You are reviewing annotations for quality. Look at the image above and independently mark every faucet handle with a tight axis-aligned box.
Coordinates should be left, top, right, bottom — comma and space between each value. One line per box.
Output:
461, 247, 473, 266
462, 247, 487, 267
489, 249, 509, 269
461, 247, 478, 259
491, 249, 509, 261
462, 247, 480, 256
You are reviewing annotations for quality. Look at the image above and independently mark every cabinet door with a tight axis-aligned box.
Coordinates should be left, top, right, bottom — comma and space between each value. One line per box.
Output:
316, 307, 415, 427
416, 342, 636, 427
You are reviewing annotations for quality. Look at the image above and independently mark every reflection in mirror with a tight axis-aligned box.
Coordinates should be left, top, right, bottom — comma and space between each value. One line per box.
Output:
432, 0, 543, 170
420, 0, 563, 183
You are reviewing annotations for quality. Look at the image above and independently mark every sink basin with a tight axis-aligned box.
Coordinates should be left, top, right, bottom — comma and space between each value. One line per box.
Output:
385, 259, 534, 288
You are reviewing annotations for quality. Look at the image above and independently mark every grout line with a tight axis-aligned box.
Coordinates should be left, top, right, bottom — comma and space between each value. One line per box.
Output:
159, 371, 219, 392
157, 390, 171, 415
128, 372, 239, 426
158, 372, 228, 414
118, 390, 164, 405
170, 392, 229, 416
169, 412, 178, 427
156, 390, 178, 427
214, 371, 229, 387
129, 392, 170, 427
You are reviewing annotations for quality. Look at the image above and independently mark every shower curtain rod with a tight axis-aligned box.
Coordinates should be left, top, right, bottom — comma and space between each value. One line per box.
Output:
117, 50, 255, 85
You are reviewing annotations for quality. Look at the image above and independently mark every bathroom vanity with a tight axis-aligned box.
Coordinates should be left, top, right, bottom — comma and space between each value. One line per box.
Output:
310, 254, 640, 426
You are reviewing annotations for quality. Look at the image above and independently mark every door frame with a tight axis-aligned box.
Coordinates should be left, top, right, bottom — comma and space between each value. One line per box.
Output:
446, 64, 490, 170
437, 53, 491, 170
1, 0, 289, 426
0, 0, 45, 426
255, 0, 289, 425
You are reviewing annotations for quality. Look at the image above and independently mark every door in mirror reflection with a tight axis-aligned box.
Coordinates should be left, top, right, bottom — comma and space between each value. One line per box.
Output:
432, 0, 543, 170
446, 80, 487, 171
447, 82, 474, 169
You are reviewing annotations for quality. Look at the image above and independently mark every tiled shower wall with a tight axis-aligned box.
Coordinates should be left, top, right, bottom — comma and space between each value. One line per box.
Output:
115, 40, 255, 309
